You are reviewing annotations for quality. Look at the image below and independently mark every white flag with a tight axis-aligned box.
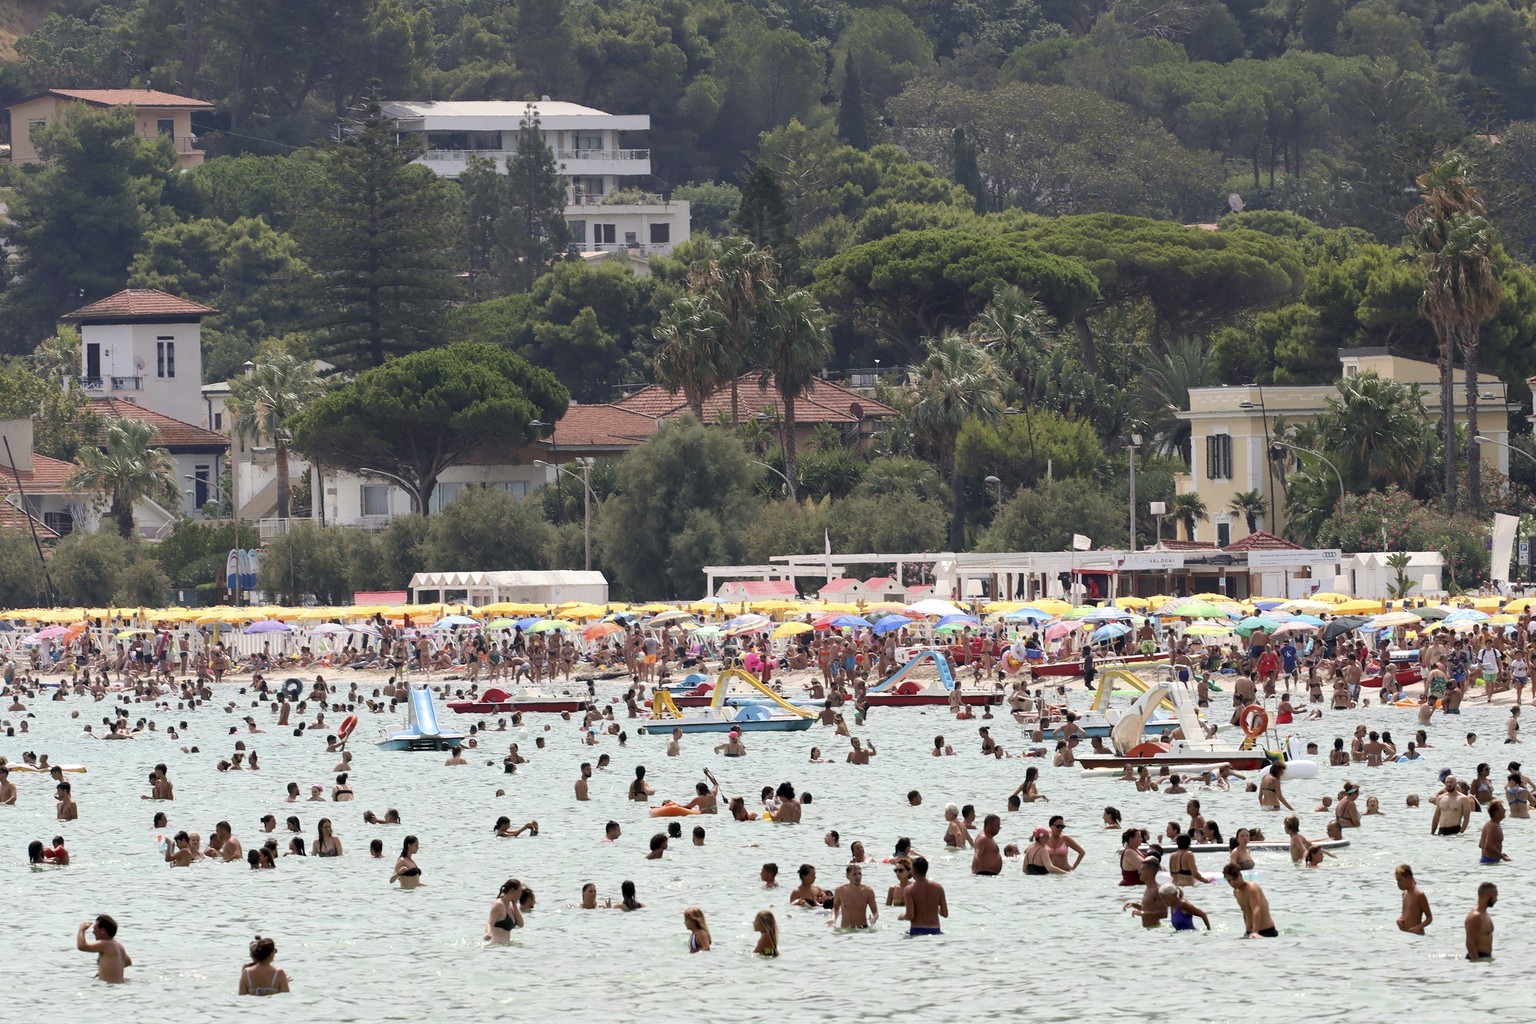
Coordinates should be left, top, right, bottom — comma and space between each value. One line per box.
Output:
1072, 534, 1091, 551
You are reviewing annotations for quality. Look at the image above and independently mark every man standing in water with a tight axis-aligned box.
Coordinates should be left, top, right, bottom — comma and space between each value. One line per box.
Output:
1223, 863, 1277, 937
1395, 864, 1432, 935
900, 856, 948, 935
76, 915, 131, 982
971, 814, 1003, 875
1465, 882, 1497, 960
832, 864, 879, 929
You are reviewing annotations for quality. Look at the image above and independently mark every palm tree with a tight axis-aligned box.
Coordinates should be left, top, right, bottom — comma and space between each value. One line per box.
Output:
908, 333, 1003, 549
758, 289, 832, 501
1313, 372, 1436, 491
1439, 214, 1502, 511
970, 285, 1057, 393
1140, 338, 1215, 467
1167, 492, 1208, 542
68, 417, 182, 537
1227, 489, 1265, 534
226, 354, 323, 520
1407, 152, 1494, 513
654, 296, 728, 419
688, 239, 778, 424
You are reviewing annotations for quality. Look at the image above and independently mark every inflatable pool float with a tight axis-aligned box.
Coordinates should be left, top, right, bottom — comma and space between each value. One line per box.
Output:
650, 802, 700, 817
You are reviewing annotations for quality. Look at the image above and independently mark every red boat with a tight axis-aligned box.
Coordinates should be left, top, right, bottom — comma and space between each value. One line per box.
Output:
1360, 666, 1424, 689
864, 689, 1001, 707
1031, 654, 1164, 678
446, 687, 591, 714
863, 650, 1003, 707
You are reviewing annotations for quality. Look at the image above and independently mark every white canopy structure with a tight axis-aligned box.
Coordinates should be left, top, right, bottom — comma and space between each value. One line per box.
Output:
409, 570, 608, 606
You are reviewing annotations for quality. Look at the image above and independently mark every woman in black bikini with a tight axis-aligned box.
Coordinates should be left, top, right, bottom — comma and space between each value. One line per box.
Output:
1023, 829, 1066, 875
315, 818, 342, 857
390, 835, 423, 889
485, 878, 524, 942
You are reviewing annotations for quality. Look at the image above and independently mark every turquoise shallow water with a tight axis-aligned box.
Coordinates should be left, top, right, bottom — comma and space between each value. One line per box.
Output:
4, 685, 1536, 1022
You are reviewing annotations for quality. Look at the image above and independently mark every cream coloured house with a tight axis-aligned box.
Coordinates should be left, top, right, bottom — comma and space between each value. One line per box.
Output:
4, 88, 212, 168
1174, 348, 1517, 546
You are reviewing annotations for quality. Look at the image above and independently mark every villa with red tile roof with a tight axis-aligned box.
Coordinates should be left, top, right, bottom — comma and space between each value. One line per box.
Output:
611, 374, 898, 453
5, 88, 213, 167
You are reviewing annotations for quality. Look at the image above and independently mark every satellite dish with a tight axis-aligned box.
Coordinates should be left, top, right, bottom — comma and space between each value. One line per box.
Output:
1227, 193, 1244, 213
849, 401, 864, 420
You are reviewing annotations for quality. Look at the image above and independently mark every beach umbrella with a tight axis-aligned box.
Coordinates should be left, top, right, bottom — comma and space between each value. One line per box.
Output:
1504, 597, 1536, 614
1334, 599, 1384, 615
433, 615, 480, 628
1159, 601, 1238, 620
1444, 609, 1490, 624
935, 614, 979, 628
347, 624, 383, 638
872, 615, 912, 636
1060, 605, 1097, 620
1277, 599, 1332, 614
514, 616, 542, 629
311, 623, 351, 635
1416, 606, 1451, 622
1043, 621, 1080, 642
34, 625, 69, 639
1366, 611, 1422, 630
1116, 596, 1151, 610
935, 622, 973, 634
771, 621, 814, 640
1321, 615, 1368, 641
1027, 598, 1073, 616
1003, 607, 1052, 623
1183, 623, 1233, 637
647, 609, 696, 627
1284, 614, 1326, 627
907, 598, 965, 617
1090, 622, 1132, 642
244, 620, 293, 634
584, 622, 624, 640
485, 618, 519, 629
691, 625, 723, 638
528, 619, 578, 633
829, 614, 874, 629
1082, 607, 1132, 623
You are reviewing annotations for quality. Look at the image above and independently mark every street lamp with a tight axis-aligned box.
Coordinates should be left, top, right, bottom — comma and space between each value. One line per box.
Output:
1474, 435, 1536, 465
983, 474, 1002, 503
359, 467, 423, 516
1269, 440, 1344, 517
1125, 432, 1142, 552
535, 458, 596, 570
1240, 392, 1277, 529
751, 460, 792, 495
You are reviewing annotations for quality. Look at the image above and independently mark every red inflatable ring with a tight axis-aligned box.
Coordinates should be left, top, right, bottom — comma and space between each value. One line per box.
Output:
1238, 704, 1268, 739
338, 714, 359, 740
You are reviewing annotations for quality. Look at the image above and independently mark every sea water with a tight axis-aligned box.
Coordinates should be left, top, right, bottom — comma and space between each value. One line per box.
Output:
3, 689, 1533, 1023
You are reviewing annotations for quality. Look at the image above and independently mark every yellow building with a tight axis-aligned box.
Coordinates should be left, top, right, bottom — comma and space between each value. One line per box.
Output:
4, 89, 213, 169
1173, 348, 1516, 546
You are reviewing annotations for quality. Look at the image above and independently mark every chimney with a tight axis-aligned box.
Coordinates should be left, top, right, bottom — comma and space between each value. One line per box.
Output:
0, 418, 35, 474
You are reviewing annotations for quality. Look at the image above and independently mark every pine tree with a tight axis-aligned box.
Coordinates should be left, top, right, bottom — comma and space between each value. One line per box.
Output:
837, 55, 872, 151
459, 153, 507, 299
732, 162, 796, 272
503, 103, 571, 293
952, 127, 987, 214
301, 90, 461, 369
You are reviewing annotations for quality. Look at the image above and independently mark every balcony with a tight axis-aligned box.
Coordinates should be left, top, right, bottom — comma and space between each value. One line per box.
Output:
259, 515, 395, 540
415, 146, 649, 179
555, 148, 649, 161
74, 375, 142, 391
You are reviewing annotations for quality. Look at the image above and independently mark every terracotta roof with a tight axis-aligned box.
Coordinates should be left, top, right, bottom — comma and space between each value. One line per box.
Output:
614, 374, 899, 425
62, 289, 219, 323
549, 404, 663, 448
47, 89, 213, 109
0, 500, 60, 540
0, 453, 80, 495
86, 399, 229, 449
1158, 539, 1218, 551
1223, 530, 1303, 553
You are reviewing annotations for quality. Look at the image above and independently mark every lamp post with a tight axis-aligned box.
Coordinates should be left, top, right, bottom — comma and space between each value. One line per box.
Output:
751, 460, 792, 496
1269, 440, 1344, 518
535, 458, 596, 570
983, 474, 1002, 503
1125, 432, 1142, 552
359, 466, 423, 516
1239, 392, 1277, 530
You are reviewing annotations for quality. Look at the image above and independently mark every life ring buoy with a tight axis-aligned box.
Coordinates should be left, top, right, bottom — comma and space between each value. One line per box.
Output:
279, 678, 303, 700
338, 714, 359, 740
649, 802, 700, 818
1239, 704, 1268, 739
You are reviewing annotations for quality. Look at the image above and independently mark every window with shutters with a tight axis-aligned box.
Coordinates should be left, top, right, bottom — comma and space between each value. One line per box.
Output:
1205, 434, 1232, 480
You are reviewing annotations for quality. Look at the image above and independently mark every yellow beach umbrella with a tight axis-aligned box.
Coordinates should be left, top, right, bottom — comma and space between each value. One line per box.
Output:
1312, 592, 1352, 605
1334, 599, 1384, 615
772, 621, 815, 639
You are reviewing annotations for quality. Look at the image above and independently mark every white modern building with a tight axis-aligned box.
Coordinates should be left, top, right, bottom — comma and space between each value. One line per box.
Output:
383, 99, 690, 257
64, 288, 216, 431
